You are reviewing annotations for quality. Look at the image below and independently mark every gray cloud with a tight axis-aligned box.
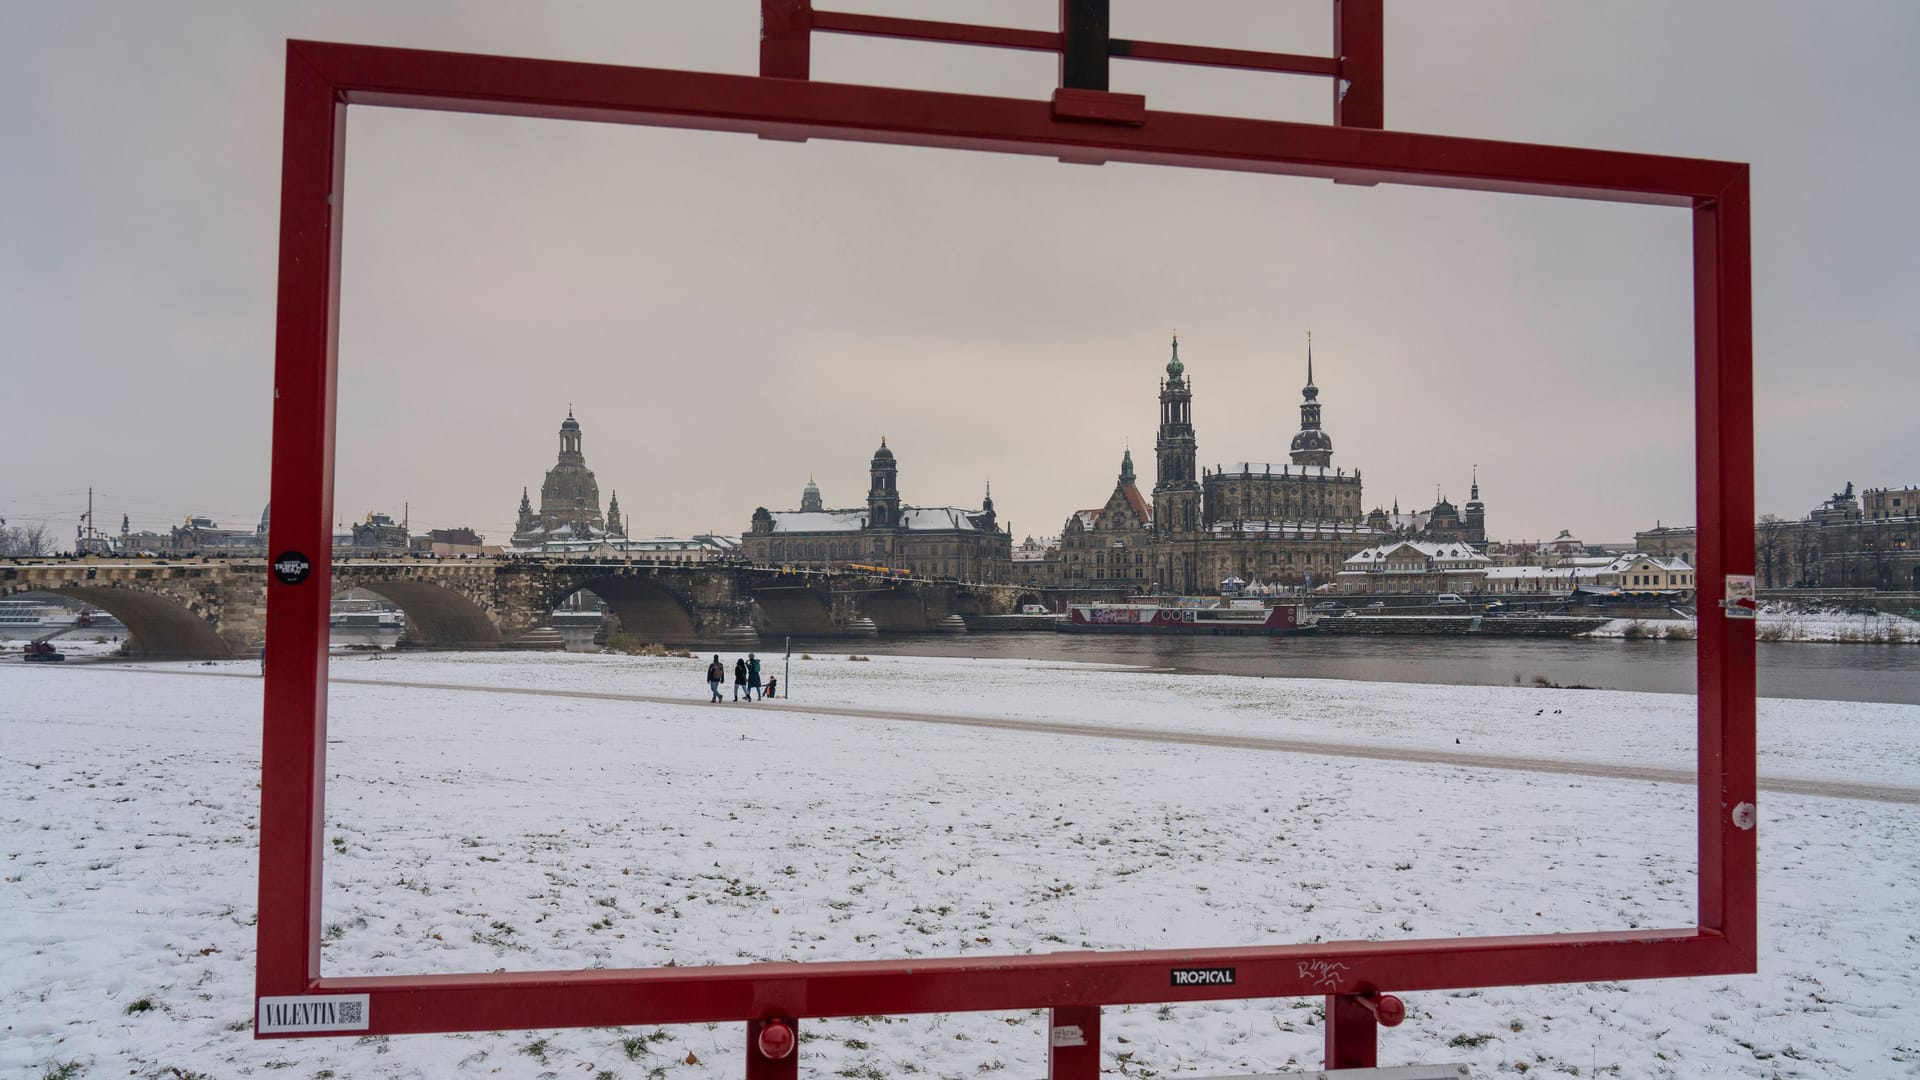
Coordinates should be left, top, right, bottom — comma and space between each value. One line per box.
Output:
3, 2, 1913, 547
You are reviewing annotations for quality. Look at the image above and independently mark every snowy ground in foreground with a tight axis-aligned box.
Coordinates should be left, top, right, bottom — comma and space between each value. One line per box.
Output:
2, 654, 1917, 1080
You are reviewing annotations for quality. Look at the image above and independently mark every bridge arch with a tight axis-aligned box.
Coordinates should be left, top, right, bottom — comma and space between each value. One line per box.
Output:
345, 579, 502, 648
3, 583, 232, 659
554, 574, 698, 643
857, 588, 937, 633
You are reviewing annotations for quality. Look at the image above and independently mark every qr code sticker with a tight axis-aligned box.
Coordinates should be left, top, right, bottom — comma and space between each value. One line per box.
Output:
336, 1000, 365, 1025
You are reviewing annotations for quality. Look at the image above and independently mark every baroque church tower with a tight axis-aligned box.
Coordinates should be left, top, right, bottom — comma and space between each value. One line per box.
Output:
1152, 336, 1201, 537
867, 438, 900, 529
1289, 335, 1334, 468
1464, 466, 1487, 545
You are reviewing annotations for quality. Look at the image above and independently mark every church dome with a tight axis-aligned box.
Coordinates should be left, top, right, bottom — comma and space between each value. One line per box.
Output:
1165, 335, 1185, 378
560, 410, 580, 432
871, 436, 894, 462
1290, 428, 1333, 454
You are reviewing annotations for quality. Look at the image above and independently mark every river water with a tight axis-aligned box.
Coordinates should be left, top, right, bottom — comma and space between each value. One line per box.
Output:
324, 627, 1915, 705
769, 632, 1918, 705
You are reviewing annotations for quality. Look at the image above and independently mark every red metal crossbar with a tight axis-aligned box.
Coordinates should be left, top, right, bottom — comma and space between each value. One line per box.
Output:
765, 0, 1382, 127
258, 4, 1754, 1072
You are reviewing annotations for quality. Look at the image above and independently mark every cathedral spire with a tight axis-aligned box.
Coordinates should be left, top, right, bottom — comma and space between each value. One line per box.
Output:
1303, 331, 1318, 402
1470, 464, 1481, 502
1289, 333, 1333, 467
1165, 333, 1184, 380
1119, 447, 1136, 486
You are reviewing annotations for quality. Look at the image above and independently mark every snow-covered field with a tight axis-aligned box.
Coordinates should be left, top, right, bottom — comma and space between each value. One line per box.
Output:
3, 651, 1917, 1079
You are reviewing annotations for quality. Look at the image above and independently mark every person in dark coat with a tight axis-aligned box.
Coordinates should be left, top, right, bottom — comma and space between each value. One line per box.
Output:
763, 675, 778, 700
706, 655, 725, 702
747, 653, 763, 700
733, 657, 749, 701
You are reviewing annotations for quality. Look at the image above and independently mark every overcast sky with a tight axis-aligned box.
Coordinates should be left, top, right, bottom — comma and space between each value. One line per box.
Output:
3, 1, 1915, 548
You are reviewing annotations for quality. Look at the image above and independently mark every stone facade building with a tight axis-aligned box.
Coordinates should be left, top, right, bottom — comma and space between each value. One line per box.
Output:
742, 439, 1013, 582
1637, 480, 1920, 591
512, 411, 624, 547
1050, 337, 1483, 594
161, 508, 270, 556
346, 511, 409, 554
1058, 449, 1155, 589
1010, 534, 1061, 589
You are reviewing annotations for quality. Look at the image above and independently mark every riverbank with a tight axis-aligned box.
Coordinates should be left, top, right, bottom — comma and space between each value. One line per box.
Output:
4, 652, 1916, 1078
1585, 607, 1920, 644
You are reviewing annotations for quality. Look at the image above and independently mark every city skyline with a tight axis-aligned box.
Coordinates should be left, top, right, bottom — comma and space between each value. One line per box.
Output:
4, 2, 1916, 548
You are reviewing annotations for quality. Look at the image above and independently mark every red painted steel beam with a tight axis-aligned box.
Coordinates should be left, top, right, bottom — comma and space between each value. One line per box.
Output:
295, 41, 1738, 204
1334, 0, 1384, 128
256, 43, 345, 1001
1325, 993, 1379, 1069
1692, 174, 1758, 962
259, 32, 1756, 1043
282, 930, 1745, 1037
1109, 39, 1341, 78
803, 11, 1343, 79
812, 10, 1060, 54
760, 0, 813, 79
1047, 1005, 1100, 1079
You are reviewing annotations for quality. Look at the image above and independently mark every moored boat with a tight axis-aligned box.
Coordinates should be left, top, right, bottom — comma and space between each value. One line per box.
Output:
1061, 599, 1310, 635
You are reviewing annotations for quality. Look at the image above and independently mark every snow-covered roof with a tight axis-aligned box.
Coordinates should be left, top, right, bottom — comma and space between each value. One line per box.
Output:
901, 507, 988, 531
1484, 565, 1577, 580
1607, 553, 1693, 573
767, 508, 990, 534
1342, 540, 1492, 567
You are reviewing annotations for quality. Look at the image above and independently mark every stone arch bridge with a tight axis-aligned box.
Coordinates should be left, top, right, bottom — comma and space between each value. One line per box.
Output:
1, 558, 1031, 660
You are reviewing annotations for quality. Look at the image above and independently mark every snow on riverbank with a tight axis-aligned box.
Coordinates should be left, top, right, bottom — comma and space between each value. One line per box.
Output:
1586, 608, 1920, 644
4, 653, 1917, 1079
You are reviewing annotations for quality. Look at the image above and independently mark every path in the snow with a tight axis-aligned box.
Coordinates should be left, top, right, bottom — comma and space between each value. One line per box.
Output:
84, 665, 1920, 805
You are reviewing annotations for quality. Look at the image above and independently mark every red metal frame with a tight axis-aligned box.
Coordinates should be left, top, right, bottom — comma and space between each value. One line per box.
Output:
259, 3, 1755, 1070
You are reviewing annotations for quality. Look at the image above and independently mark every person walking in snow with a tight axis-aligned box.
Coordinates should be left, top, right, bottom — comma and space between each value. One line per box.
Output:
706, 654, 725, 702
733, 657, 749, 701
747, 653, 763, 700
763, 675, 778, 700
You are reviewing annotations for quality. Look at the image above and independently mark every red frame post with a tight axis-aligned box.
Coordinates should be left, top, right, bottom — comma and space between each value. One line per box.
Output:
1334, 0, 1385, 128
1325, 993, 1378, 1070
1047, 1005, 1101, 1080
257, 7, 1756, 1068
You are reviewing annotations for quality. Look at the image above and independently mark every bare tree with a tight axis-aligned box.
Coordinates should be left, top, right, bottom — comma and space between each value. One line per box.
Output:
0, 521, 57, 556
1755, 514, 1787, 589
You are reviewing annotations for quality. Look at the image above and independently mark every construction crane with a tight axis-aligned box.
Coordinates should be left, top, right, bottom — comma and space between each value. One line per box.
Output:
23, 610, 96, 662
